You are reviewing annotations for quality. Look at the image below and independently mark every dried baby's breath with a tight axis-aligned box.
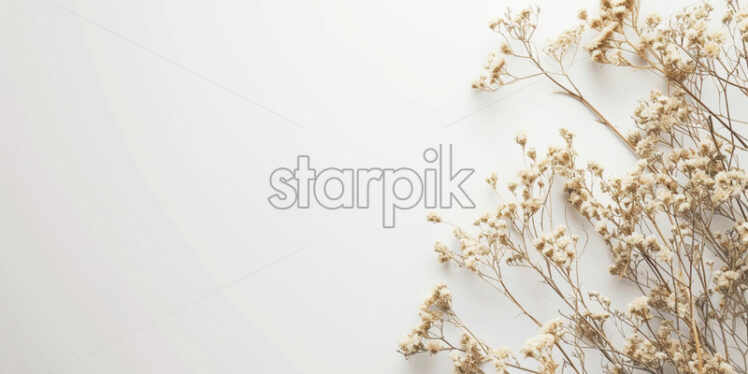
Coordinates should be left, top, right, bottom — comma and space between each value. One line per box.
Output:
400, 1, 748, 373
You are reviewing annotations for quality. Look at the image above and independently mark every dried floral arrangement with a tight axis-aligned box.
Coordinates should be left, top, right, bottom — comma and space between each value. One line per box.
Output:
399, 0, 748, 373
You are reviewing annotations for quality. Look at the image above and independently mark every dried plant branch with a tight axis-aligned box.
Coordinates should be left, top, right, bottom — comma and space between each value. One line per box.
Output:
399, 1, 748, 373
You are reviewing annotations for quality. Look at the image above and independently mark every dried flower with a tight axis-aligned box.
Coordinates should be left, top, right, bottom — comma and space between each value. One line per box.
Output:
426, 212, 442, 223
401, 2, 748, 373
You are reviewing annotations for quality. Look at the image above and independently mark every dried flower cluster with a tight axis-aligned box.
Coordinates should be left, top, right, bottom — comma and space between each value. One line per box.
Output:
402, 1, 748, 373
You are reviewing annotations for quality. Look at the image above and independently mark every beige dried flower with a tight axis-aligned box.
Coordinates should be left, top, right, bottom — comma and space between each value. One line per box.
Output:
401, 1, 748, 373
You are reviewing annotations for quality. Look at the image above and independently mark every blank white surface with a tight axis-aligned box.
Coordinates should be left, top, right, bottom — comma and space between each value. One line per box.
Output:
0, 0, 693, 373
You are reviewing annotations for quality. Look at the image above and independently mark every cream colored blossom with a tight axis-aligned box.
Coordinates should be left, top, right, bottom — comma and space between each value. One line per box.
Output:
628, 296, 652, 323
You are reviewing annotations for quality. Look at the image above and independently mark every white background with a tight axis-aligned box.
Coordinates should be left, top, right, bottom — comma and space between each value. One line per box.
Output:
0, 0, 694, 373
